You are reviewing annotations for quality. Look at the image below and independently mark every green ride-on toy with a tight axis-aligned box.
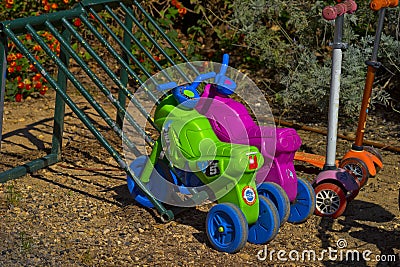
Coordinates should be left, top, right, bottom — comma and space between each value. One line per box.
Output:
127, 72, 281, 253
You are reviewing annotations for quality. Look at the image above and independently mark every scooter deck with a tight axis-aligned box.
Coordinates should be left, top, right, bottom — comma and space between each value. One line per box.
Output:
294, 151, 338, 169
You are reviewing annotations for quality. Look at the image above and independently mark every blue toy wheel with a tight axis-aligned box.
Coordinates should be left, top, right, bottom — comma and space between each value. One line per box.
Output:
127, 156, 180, 208
257, 182, 290, 226
127, 156, 155, 208
206, 203, 248, 253
247, 195, 280, 244
288, 178, 316, 224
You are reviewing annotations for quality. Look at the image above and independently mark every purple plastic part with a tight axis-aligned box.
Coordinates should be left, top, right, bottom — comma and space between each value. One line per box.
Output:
322, 0, 357, 20
197, 84, 301, 201
314, 168, 359, 192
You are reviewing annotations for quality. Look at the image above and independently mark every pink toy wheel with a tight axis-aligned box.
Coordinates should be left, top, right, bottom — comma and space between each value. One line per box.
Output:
339, 158, 369, 187
346, 174, 360, 201
314, 183, 347, 218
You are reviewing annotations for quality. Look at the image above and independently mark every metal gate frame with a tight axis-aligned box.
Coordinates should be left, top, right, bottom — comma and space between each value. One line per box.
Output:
0, 0, 195, 222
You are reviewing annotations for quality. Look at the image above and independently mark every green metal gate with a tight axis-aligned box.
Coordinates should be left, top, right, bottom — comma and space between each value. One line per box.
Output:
0, 0, 195, 222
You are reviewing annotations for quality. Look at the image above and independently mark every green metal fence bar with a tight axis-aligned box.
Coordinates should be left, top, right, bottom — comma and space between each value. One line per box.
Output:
0, 36, 6, 151
59, 17, 158, 133
116, 12, 133, 127
104, 5, 168, 74
0, 7, 84, 35
78, 14, 159, 104
50, 26, 70, 158
43, 21, 154, 147
86, 8, 154, 82
132, 0, 197, 74
2, 25, 174, 222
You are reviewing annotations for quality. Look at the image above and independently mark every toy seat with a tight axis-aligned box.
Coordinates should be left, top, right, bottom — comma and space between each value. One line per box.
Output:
197, 84, 301, 201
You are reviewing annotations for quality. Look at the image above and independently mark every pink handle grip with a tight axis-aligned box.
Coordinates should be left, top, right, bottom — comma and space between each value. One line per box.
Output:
370, 0, 399, 11
322, 0, 358, 20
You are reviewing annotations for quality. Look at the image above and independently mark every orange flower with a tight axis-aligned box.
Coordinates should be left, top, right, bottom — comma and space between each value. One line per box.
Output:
25, 34, 32, 41
7, 67, 14, 73
51, 3, 58, 9
10, 61, 16, 67
33, 45, 42, 51
44, 4, 50, 11
6, 0, 14, 5
63, 0, 69, 3
16, 53, 23, 59
7, 53, 16, 62
178, 7, 187, 15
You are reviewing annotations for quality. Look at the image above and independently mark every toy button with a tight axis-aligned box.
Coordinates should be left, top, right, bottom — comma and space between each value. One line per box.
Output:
183, 89, 194, 98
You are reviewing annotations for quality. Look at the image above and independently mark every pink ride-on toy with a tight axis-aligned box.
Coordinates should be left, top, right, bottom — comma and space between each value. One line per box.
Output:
196, 54, 315, 224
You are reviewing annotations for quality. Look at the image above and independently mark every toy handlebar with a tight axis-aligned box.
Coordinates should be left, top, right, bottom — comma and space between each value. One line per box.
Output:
322, 0, 357, 20
370, 0, 398, 11
156, 72, 216, 92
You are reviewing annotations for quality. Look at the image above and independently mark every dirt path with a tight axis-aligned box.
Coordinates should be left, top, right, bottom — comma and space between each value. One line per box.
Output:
0, 90, 399, 266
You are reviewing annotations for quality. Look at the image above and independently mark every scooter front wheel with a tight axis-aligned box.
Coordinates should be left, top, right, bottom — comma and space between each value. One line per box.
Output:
340, 157, 369, 187
364, 146, 383, 172
314, 183, 347, 218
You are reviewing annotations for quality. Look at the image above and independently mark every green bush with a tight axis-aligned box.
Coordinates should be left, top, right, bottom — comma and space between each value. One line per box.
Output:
229, 0, 400, 120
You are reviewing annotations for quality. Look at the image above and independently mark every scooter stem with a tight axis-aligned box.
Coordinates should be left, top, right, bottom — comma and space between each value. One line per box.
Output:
353, 8, 386, 149
324, 15, 346, 170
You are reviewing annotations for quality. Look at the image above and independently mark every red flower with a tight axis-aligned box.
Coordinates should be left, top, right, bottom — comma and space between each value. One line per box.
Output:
7, 67, 14, 73
39, 87, 48, 95
16, 53, 23, 59
17, 82, 25, 89
15, 93, 22, 102
25, 84, 32, 90
34, 82, 43, 89
73, 18, 82, 27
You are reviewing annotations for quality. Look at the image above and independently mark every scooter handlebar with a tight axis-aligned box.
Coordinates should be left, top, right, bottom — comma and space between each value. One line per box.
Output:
322, 0, 357, 20
370, 0, 399, 11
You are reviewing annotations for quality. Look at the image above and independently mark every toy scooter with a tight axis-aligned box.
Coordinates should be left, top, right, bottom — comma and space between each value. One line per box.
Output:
312, 0, 361, 218
196, 54, 315, 224
127, 72, 281, 253
339, 0, 398, 186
